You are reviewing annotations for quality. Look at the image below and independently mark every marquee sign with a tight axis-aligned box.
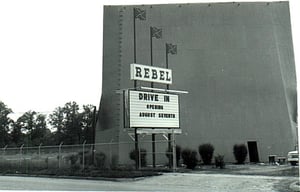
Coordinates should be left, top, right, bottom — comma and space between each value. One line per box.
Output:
130, 63, 172, 84
125, 90, 179, 128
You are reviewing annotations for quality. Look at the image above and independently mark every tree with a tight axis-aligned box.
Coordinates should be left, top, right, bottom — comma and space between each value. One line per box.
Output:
49, 106, 65, 144
10, 121, 24, 147
31, 114, 51, 146
80, 105, 96, 144
0, 101, 13, 147
49, 102, 96, 145
49, 101, 87, 145
63, 102, 81, 144
14, 111, 52, 146
17, 111, 36, 134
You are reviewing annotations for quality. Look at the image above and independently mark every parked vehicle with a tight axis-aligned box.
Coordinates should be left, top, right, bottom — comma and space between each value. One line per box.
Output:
287, 151, 299, 166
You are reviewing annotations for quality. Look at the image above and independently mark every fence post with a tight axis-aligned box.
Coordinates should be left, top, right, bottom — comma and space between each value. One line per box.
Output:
110, 139, 114, 168
58, 142, 63, 169
82, 140, 86, 170
38, 143, 42, 169
19, 144, 24, 171
2, 145, 7, 157
139, 145, 141, 169
38, 143, 42, 159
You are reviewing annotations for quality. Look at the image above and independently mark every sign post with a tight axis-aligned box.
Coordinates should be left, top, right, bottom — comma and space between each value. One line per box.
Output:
125, 63, 186, 170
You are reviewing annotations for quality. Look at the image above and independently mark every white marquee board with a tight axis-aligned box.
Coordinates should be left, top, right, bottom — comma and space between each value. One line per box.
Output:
126, 90, 179, 128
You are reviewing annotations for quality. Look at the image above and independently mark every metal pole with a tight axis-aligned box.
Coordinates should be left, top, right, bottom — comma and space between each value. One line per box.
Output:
152, 134, 156, 168
110, 138, 114, 168
133, 8, 139, 171
58, 142, 63, 169
166, 44, 172, 168
172, 129, 176, 172
38, 143, 42, 159
38, 143, 42, 169
150, 27, 154, 88
20, 144, 24, 171
82, 140, 86, 170
2, 145, 7, 157
168, 134, 172, 169
150, 26, 156, 168
133, 8, 137, 88
135, 128, 139, 170
139, 144, 141, 169
166, 43, 170, 90
133, 8, 137, 64
92, 106, 96, 165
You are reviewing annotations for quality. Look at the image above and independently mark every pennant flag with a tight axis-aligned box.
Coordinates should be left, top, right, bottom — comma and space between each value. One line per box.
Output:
134, 8, 146, 20
151, 27, 162, 39
166, 43, 177, 55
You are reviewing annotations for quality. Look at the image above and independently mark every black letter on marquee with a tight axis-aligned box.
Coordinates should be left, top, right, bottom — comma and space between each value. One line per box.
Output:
164, 96, 170, 102
135, 67, 142, 78
144, 68, 150, 78
166, 71, 171, 82
160, 71, 165, 80
152, 69, 157, 79
139, 93, 143, 100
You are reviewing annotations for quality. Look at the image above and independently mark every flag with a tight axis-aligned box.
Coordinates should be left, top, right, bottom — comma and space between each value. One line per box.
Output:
151, 27, 162, 39
166, 43, 177, 55
134, 8, 146, 20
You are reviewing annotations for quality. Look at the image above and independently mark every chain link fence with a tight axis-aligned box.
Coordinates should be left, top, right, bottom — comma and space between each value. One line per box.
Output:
0, 139, 176, 174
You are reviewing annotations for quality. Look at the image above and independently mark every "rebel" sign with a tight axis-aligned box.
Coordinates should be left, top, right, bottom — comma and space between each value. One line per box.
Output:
130, 63, 172, 84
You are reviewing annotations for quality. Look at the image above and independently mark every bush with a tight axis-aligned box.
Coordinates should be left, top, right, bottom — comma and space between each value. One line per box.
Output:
181, 148, 198, 169
233, 144, 248, 164
78, 151, 106, 169
65, 153, 80, 170
94, 152, 106, 168
110, 155, 118, 170
215, 155, 225, 169
198, 143, 214, 165
165, 145, 181, 167
129, 148, 147, 167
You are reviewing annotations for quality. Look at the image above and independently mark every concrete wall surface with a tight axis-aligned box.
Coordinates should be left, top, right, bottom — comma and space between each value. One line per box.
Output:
97, 2, 297, 164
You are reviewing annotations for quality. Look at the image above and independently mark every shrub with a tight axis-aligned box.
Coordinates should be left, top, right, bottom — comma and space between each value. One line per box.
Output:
94, 152, 106, 168
65, 153, 80, 170
79, 151, 93, 166
215, 154, 225, 169
181, 148, 198, 169
129, 148, 147, 167
110, 155, 118, 170
198, 143, 214, 165
233, 144, 248, 164
165, 145, 181, 167
78, 151, 106, 169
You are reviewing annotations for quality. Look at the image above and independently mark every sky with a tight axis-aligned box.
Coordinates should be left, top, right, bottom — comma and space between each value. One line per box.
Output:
0, 0, 299, 119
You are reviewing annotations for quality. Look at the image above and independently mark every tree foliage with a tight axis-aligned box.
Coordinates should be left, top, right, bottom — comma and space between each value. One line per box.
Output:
14, 111, 51, 146
0, 101, 13, 147
49, 102, 95, 145
0, 100, 96, 147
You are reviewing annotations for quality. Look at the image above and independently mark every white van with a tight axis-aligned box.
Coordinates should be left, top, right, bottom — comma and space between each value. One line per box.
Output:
287, 151, 299, 166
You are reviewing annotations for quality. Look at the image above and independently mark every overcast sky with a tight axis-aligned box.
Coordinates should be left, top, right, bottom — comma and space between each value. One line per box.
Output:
0, 0, 299, 118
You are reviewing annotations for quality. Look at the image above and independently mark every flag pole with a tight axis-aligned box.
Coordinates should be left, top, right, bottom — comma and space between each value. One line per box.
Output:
133, 8, 139, 170
150, 27, 154, 84
150, 26, 156, 168
166, 43, 172, 169
133, 8, 137, 89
